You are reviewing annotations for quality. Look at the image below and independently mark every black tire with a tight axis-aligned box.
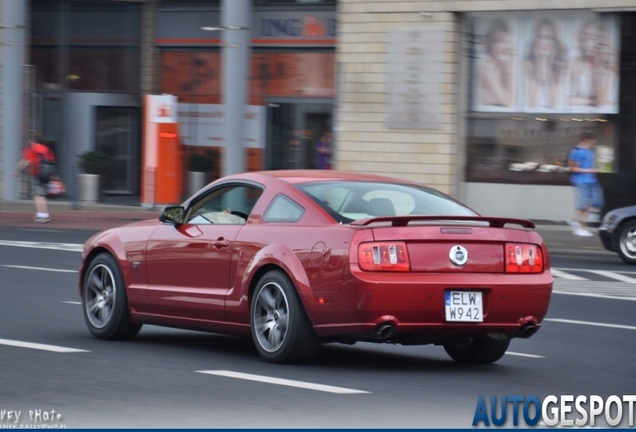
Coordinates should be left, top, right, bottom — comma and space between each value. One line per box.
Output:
250, 270, 319, 364
616, 220, 636, 265
443, 337, 510, 364
82, 253, 141, 341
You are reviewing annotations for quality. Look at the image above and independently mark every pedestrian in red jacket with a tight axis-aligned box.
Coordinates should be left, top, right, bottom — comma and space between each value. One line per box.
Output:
12, 137, 55, 223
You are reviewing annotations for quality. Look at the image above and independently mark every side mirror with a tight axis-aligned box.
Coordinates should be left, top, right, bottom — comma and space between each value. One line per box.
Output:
159, 206, 185, 225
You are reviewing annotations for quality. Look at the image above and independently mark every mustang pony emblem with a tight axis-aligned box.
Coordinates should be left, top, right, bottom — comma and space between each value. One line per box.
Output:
449, 245, 469, 266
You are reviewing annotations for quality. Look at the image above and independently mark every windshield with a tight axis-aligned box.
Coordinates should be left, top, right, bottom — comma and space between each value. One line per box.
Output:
297, 181, 478, 224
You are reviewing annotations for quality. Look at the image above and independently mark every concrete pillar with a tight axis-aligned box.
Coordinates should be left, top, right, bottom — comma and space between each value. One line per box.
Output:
221, 0, 250, 176
1, 0, 26, 201
140, 1, 158, 95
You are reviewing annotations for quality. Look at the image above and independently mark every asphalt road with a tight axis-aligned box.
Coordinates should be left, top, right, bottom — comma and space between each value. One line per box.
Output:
0, 226, 634, 428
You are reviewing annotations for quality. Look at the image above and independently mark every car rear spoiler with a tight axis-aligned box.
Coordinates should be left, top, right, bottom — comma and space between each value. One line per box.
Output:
350, 215, 535, 229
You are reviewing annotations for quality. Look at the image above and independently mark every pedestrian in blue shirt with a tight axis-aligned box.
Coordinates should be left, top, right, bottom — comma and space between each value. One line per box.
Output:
567, 131, 604, 236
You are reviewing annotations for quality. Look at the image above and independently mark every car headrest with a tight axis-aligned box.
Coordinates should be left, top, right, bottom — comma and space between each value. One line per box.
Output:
367, 197, 396, 217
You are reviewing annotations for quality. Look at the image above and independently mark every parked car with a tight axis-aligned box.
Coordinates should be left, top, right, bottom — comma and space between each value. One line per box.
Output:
598, 205, 636, 264
79, 170, 553, 364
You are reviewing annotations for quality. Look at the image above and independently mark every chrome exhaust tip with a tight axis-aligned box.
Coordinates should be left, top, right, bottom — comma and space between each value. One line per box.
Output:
519, 324, 537, 339
373, 323, 395, 340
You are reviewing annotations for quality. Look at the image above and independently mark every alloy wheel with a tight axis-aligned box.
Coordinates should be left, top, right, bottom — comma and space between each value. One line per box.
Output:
84, 264, 116, 329
253, 282, 289, 353
620, 227, 636, 259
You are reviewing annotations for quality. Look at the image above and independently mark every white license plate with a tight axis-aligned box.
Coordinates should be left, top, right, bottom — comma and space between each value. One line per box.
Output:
444, 291, 483, 322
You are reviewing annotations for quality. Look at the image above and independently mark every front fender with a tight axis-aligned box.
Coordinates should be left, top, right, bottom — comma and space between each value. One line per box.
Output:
80, 231, 130, 296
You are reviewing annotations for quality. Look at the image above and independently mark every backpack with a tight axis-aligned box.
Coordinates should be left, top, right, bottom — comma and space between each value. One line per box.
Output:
37, 152, 56, 184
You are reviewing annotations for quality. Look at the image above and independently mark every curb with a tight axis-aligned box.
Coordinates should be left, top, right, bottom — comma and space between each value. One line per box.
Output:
0, 199, 156, 214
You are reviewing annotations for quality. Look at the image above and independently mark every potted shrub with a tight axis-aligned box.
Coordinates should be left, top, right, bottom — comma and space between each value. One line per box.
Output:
78, 150, 108, 175
187, 150, 216, 196
77, 150, 108, 203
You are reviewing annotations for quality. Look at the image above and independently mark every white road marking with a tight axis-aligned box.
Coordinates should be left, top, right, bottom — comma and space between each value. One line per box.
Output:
588, 269, 636, 284
554, 267, 636, 276
0, 338, 89, 353
2, 265, 77, 273
551, 268, 587, 280
552, 279, 636, 301
0, 239, 83, 252
196, 370, 370, 394
505, 351, 545, 359
545, 318, 636, 331
552, 267, 636, 285
61, 301, 81, 305
553, 291, 636, 302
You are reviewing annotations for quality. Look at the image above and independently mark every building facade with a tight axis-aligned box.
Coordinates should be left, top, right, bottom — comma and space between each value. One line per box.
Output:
156, 1, 336, 178
1, 0, 636, 222
1, 0, 336, 203
337, 0, 636, 220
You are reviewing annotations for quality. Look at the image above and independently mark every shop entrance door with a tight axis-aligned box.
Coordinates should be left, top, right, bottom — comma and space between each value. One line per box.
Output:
265, 100, 333, 170
95, 106, 140, 194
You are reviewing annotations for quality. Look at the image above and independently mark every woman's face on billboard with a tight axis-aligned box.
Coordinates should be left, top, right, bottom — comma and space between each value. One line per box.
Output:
535, 24, 557, 57
490, 30, 511, 60
580, 22, 604, 56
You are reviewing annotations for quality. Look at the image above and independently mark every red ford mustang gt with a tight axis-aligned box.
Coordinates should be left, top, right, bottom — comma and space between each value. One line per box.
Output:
79, 170, 552, 364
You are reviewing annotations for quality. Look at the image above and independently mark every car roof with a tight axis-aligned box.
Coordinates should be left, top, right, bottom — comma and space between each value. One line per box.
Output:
225, 170, 421, 186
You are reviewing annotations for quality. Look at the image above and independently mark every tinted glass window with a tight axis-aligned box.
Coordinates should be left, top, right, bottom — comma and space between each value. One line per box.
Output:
187, 184, 262, 225
31, 0, 141, 92
263, 194, 304, 222
297, 181, 477, 223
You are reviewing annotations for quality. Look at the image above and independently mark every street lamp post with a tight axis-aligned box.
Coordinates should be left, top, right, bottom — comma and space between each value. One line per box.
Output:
201, 0, 251, 177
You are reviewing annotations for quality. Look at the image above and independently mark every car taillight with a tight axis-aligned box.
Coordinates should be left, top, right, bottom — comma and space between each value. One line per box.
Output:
505, 243, 544, 273
358, 241, 410, 272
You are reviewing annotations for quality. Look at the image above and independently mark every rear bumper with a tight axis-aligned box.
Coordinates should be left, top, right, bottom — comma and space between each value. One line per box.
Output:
308, 268, 553, 340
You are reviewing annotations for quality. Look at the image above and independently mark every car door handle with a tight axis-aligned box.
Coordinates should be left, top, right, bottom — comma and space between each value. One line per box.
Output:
209, 239, 230, 248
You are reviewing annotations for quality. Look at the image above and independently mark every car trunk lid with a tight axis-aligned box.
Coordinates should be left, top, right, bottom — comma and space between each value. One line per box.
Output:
352, 216, 536, 273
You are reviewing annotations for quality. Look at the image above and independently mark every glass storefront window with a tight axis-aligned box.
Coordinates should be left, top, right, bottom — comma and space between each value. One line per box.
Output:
465, 11, 621, 185
31, 0, 141, 92
160, 49, 334, 171
160, 51, 221, 104
67, 48, 137, 92
160, 50, 335, 104
31, 47, 61, 90
31, 0, 61, 90
465, 116, 616, 185
96, 107, 139, 193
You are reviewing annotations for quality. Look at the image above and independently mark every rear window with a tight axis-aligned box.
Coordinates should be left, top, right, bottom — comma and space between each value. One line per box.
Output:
297, 181, 477, 224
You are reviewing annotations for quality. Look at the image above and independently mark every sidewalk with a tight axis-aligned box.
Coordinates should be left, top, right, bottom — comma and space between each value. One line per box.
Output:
531, 223, 611, 256
0, 200, 160, 232
0, 200, 612, 256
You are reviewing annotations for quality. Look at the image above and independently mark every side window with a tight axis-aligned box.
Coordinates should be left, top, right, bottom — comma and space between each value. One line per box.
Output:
263, 194, 304, 222
187, 184, 263, 225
